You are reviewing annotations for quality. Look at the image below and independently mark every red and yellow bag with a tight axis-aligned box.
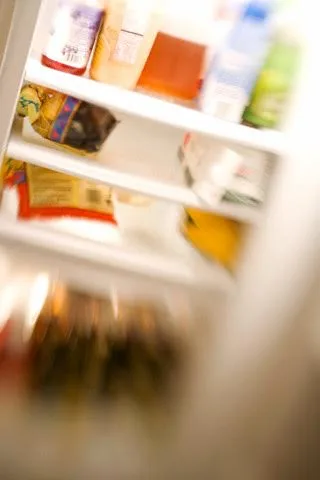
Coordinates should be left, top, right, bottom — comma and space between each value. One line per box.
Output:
3, 158, 116, 224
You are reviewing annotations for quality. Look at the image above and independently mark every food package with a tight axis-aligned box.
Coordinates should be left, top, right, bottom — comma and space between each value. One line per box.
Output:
182, 208, 243, 271
180, 133, 270, 208
17, 84, 118, 155
2, 158, 116, 224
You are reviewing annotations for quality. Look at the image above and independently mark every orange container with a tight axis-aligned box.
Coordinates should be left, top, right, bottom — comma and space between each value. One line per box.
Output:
137, 0, 215, 102
138, 32, 206, 101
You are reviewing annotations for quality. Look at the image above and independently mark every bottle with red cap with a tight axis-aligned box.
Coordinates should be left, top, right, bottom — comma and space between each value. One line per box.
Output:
41, 0, 105, 76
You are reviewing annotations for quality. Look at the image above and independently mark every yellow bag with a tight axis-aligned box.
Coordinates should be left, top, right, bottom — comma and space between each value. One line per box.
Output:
182, 208, 243, 271
17, 84, 118, 155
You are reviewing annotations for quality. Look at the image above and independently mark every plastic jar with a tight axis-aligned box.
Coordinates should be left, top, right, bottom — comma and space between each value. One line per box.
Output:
137, 0, 218, 102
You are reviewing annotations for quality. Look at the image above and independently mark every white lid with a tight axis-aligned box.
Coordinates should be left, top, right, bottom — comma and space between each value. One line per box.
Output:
161, 0, 221, 45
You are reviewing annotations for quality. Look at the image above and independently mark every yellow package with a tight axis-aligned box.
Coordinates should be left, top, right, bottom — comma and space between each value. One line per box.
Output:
3, 158, 116, 224
17, 84, 118, 156
182, 208, 243, 271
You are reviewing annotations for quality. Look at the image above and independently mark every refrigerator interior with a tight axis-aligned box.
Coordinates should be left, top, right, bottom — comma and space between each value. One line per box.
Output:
0, 0, 320, 478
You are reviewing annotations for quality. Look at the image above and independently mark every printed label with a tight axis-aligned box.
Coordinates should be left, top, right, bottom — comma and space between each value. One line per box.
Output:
26, 166, 113, 214
44, 0, 103, 69
49, 96, 80, 143
201, 79, 248, 121
112, 0, 152, 64
2, 159, 115, 222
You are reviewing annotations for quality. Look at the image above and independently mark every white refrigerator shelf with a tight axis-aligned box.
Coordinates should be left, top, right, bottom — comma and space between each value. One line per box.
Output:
25, 57, 286, 155
0, 214, 234, 292
7, 132, 262, 224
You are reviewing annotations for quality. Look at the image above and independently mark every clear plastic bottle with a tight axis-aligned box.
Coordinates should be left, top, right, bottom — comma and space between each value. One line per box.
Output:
137, 0, 217, 102
41, 0, 105, 76
90, 0, 163, 89
199, 0, 248, 89
199, 0, 274, 120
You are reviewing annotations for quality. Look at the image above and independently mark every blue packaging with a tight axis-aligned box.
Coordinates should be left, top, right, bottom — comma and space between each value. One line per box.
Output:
200, 0, 274, 122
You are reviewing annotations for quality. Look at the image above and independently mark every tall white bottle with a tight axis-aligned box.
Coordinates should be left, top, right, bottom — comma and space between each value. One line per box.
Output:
41, 0, 105, 75
90, 0, 163, 89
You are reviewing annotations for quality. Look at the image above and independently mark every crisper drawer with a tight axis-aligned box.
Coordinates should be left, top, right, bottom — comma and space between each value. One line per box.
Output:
0, 243, 228, 480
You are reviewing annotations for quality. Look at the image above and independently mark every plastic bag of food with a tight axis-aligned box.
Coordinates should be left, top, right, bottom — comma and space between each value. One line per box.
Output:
182, 208, 243, 271
3, 157, 116, 224
17, 84, 118, 155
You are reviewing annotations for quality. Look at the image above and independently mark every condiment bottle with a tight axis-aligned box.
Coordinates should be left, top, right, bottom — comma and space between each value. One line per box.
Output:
90, 0, 163, 89
243, 0, 301, 128
42, 0, 105, 76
